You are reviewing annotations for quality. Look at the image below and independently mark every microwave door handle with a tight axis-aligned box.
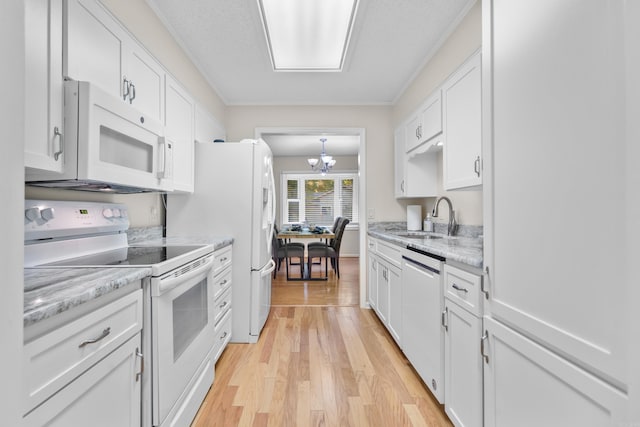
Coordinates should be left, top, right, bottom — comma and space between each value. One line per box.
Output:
157, 136, 172, 179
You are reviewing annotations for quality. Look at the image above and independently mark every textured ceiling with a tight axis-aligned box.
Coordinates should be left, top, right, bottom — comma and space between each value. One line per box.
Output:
146, 0, 475, 105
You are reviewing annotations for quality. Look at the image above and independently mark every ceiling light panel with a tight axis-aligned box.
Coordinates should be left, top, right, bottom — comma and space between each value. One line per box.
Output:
258, 0, 358, 71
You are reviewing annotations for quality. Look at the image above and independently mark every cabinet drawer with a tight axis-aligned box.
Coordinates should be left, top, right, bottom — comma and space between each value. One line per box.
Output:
213, 246, 232, 276
24, 289, 143, 414
213, 287, 232, 326
213, 309, 232, 362
212, 266, 232, 300
377, 240, 402, 267
444, 264, 482, 316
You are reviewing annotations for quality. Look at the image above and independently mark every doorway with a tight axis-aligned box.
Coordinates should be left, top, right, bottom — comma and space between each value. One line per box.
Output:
255, 127, 367, 308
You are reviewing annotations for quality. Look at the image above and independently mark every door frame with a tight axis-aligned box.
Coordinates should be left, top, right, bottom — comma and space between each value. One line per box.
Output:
255, 127, 367, 308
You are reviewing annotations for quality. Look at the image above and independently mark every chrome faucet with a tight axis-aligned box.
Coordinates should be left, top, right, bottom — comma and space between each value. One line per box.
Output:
432, 196, 457, 236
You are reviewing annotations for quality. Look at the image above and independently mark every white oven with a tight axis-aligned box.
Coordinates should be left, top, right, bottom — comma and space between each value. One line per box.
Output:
24, 200, 217, 427
150, 253, 216, 427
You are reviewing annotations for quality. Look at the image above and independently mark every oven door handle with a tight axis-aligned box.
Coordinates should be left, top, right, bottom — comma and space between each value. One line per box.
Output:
157, 254, 215, 295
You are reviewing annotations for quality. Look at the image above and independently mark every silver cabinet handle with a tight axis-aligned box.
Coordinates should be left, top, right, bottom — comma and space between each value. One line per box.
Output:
129, 82, 136, 103
53, 126, 63, 160
474, 156, 481, 177
220, 331, 228, 340
122, 77, 130, 101
219, 279, 228, 286
481, 331, 489, 364
220, 257, 228, 262
219, 301, 228, 309
482, 266, 491, 299
442, 307, 448, 331
79, 327, 111, 348
135, 348, 144, 382
400, 180, 404, 193
452, 283, 468, 293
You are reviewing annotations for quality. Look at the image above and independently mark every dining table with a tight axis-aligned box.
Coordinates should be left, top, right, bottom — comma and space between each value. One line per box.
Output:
276, 228, 335, 281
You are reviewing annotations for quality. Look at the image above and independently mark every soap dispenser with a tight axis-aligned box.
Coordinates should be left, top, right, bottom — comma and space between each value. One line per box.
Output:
423, 213, 434, 232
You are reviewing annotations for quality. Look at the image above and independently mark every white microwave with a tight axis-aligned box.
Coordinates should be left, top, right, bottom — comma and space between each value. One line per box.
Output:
26, 81, 173, 193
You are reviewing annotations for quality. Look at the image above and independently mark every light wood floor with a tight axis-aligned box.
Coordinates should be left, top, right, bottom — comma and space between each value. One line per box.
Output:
192, 257, 452, 426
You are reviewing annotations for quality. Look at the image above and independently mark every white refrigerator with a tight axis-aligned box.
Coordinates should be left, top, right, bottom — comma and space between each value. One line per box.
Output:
166, 139, 276, 343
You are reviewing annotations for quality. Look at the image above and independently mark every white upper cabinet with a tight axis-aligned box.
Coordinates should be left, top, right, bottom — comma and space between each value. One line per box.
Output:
394, 124, 438, 199
64, 0, 164, 123
165, 74, 194, 193
405, 91, 442, 153
442, 51, 481, 190
24, 0, 64, 173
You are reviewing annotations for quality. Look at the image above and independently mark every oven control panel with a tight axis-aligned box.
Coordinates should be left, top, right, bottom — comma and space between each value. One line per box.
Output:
24, 200, 129, 241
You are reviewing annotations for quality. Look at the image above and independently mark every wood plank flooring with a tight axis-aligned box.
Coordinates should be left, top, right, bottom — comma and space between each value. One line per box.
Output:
192, 257, 452, 426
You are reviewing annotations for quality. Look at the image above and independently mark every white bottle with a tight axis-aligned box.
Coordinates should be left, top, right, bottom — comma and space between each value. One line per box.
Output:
423, 214, 434, 232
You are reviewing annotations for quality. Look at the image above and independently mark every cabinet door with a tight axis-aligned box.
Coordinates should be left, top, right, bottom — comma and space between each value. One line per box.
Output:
443, 51, 481, 190
417, 90, 442, 146
368, 252, 378, 311
404, 113, 422, 152
124, 41, 164, 122
165, 74, 194, 192
394, 126, 406, 197
64, 0, 126, 99
483, 0, 635, 389
23, 334, 142, 427
376, 262, 389, 324
483, 318, 627, 427
444, 300, 483, 427
387, 264, 402, 346
24, 0, 64, 173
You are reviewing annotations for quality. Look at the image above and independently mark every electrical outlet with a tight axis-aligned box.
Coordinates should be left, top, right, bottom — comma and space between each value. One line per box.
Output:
367, 208, 375, 220
149, 206, 159, 222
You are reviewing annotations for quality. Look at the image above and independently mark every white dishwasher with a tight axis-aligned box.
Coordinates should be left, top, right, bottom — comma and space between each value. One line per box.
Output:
401, 246, 445, 403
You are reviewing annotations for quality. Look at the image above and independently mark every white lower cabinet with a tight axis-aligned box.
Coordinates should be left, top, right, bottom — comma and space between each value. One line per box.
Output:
443, 264, 484, 427
444, 300, 483, 427
368, 238, 402, 346
483, 317, 628, 427
23, 289, 143, 426
24, 333, 142, 427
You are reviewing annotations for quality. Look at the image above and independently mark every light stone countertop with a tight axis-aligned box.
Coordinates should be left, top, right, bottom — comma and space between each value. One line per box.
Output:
24, 267, 151, 327
23, 235, 233, 328
368, 222, 483, 268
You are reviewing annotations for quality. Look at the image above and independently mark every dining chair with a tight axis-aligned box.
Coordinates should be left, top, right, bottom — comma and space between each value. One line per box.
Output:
306, 217, 350, 278
272, 225, 305, 279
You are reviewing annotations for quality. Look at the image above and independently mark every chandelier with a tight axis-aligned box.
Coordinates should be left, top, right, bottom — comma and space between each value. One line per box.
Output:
307, 138, 336, 175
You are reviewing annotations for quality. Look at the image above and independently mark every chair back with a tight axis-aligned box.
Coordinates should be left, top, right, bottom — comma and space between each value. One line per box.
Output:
331, 217, 350, 254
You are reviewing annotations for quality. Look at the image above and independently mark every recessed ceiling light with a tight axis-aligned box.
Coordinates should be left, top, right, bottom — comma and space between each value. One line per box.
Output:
257, 0, 359, 72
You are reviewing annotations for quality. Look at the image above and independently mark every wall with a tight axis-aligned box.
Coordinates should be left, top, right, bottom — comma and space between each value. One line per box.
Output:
226, 105, 408, 226
392, 0, 483, 226
272, 155, 360, 257
1, 1, 24, 423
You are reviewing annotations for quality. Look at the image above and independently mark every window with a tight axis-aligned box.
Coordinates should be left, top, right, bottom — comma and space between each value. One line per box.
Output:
281, 172, 358, 226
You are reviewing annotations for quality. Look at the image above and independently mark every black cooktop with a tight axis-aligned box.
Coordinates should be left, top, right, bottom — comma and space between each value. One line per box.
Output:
42, 245, 206, 267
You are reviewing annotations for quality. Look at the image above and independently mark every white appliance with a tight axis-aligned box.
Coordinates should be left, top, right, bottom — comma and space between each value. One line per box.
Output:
24, 200, 216, 427
26, 80, 172, 193
167, 139, 276, 343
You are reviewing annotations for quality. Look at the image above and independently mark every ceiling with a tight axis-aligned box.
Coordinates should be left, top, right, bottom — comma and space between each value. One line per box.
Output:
260, 133, 361, 157
146, 0, 475, 106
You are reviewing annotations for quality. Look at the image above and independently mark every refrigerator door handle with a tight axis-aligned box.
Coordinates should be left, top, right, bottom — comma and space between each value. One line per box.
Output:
260, 259, 276, 278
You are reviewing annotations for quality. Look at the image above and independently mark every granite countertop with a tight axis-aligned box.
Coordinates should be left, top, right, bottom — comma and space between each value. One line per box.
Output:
368, 223, 483, 268
23, 234, 233, 328
24, 267, 151, 328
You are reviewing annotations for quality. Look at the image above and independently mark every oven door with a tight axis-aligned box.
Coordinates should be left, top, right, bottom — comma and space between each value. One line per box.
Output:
150, 253, 215, 426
